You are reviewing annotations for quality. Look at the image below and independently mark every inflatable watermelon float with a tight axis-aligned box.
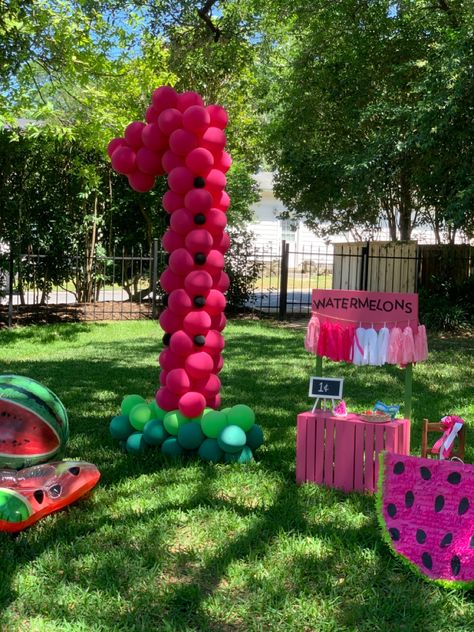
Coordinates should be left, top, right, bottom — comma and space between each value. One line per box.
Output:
377, 452, 474, 587
0, 375, 69, 469
0, 460, 100, 533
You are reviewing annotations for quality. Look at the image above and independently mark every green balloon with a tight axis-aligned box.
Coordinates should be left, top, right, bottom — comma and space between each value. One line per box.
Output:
224, 446, 254, 464
161, 437, 184, 458
121, 394, 146, 416
109, 414, 135, 441
0, 489, 32, 522
177, 422, 205, 450
198, 438, 224, 463
149, 400, 166, 421
126, 432, 148, 454
163, 410, 188, 435
217, 425, 247, 453
143, 419, 168, 446
245, 424, 264, 451
227, 404, 255, 432
129, 403, 152, 432
220, 407, 231, 415
201, 410, 228, 438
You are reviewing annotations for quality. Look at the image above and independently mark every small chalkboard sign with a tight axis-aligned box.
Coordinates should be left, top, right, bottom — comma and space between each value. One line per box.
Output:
309, 377, 343, 412
309, 377, 343, 399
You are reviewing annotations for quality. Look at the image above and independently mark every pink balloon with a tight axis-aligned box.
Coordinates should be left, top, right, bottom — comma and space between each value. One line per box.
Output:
160, 268, 183, 293
206, 104, 228, 129
205, 209, 227, 236
177, 91, 204, 112
152, 86, 179, 112
161, 150, 185, 173
184, 189, 213, 214
204, 169, 226, 192
162, 191, 184, 214
158, 108, 183, 136
184, 270, 213, 295
203, 329, 225, 355
162, 230, 185, 252
178, 391, 206, 418
185, 352, 214, 379
169, 129, 198, 156
192, 373, 221, 398
169, 330, 194, 356
125, 121, 146, 148
204, 250, 225, 276
213, 270, 230, 292
185, 148, 214, 175
213, 355, 224, 373
166, 368, 191, 395
168, 167, 195, 194
213, 151, 232, 173
204, 289, 226, 316
211, 312, 227, 331
183, 310, 212, 336
168, 289, 193, 316
159, 308, 183, 333
107, 137, 125, 158
142, 124, 168, 152
136, 147, 165, 176
170, 208, 195, 235
169, 248, 195, 276
214, 231, 230, 253
128, 172, 155, 192
183, 105, 210, 135
213, 190, 231, 211
206, 393, 222, 410
159, 369, 168, 387
201, 127, 226, 154
111, 146, 136, 175
185, 229, 214, 254
145, 105, 159, 123
156, 386, 180, 411
159, 348, 184, 372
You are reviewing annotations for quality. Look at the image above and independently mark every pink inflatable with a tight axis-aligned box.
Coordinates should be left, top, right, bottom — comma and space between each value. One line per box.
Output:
108, 86, 231, 417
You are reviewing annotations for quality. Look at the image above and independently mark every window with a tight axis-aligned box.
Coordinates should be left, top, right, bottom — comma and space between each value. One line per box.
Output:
281, 219, 297, 243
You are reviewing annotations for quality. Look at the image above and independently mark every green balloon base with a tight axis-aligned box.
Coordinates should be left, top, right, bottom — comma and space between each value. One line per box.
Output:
109, 395, 264, 465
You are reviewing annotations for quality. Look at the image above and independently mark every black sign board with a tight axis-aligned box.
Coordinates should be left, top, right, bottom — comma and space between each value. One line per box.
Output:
309, 377, 343, 400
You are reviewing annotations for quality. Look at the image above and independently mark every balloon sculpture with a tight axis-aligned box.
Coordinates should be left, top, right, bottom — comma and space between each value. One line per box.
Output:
107, 86, 264, 462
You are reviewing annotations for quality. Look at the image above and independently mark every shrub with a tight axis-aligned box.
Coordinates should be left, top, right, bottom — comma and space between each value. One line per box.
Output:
224, 227, 260, 311
419, 275, 474, 332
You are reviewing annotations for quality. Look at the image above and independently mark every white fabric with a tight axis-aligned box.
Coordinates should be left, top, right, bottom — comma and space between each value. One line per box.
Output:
352, 327, 367, 365
376, 326, 390, 366
366, 327, 379, 365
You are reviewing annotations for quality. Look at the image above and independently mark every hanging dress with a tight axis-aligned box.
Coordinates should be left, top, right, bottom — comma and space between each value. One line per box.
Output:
376, 326, 390, 366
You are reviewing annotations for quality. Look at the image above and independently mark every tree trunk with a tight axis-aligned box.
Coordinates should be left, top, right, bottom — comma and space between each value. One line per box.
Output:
398, 167, 412, 241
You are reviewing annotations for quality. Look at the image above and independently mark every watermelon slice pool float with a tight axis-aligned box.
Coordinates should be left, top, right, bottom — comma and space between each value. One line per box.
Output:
377, 452, 474, 587
0, 460, 100, 533
0, 375, 69, 469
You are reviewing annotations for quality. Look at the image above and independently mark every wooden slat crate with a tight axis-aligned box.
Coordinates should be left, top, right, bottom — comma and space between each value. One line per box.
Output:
296, 411, 411, 493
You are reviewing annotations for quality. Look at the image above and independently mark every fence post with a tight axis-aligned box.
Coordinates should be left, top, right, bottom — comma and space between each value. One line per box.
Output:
359, 241, 369, 291
8, 245, 14, 327
279, 240, 289, 320
151, 237, 159, 320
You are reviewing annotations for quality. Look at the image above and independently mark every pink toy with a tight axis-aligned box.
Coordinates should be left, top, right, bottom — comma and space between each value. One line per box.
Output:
378, 451, 474, 587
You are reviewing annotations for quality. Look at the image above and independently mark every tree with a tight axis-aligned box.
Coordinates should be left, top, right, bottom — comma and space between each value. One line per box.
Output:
262, 0, 474, 242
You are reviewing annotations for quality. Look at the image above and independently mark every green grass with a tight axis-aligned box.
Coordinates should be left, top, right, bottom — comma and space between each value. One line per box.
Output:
0, 320, 473, 632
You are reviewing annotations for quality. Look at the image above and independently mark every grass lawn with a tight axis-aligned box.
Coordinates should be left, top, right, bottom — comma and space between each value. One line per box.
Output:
0, 319, 473, 631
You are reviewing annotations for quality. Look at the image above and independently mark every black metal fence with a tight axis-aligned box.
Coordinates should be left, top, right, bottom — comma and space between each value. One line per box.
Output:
0, 240, 472, 326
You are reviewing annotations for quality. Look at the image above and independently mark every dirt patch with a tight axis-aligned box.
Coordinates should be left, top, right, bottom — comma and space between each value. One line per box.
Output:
0, 301, 154, 328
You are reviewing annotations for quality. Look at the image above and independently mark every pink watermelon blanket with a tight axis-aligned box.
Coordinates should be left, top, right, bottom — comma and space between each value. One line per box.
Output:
377, 452, 474, 587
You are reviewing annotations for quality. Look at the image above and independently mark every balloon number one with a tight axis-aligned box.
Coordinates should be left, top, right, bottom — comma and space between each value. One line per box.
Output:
108, 87, 231, 419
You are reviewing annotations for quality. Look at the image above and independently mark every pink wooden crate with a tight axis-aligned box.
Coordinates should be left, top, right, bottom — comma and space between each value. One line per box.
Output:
296, 411, 410, 493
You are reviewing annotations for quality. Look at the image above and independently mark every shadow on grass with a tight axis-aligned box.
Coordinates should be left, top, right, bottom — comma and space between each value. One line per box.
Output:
0, 321, 473, 629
